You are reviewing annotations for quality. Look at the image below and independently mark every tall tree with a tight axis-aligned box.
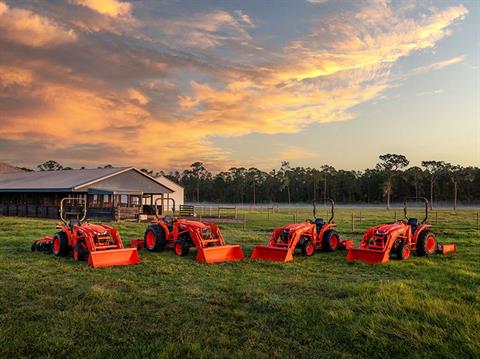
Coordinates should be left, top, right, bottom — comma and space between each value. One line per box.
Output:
376, 154, 409, 209
421, 160, 446, 209
444, 163, 463, 211
189, 162, 209, 202
279, 161, 292, 204
320, 165, 336, 205
37, 160, 63, 171
405, 166, 424, 198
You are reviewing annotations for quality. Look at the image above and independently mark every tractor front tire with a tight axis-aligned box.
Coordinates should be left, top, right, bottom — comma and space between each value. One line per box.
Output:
416, 231, 437, 256
73, 243, 87, 261
52, 232, 69, 257
301, 239, 315, 256
174, 239, 190, 256
144, 225, 167, 252
396, 242, 411, 260
322, 230, 340, 252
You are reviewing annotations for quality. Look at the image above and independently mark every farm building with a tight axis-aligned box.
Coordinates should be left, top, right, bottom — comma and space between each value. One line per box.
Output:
0, 167, 183, 220
146, 175, 184, 211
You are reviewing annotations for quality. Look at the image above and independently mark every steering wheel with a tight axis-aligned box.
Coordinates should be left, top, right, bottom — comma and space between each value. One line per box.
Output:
164, 215, 174, 225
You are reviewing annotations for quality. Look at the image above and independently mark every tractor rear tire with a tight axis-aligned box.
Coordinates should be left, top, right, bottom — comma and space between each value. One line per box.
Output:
144, 225, 167, 252
322, 230, 340, 252
31, 242, 36, 252
416, 231, 437, 256
52, 232, 69, 257
396, 242, 411, 260
301, 239, 315, 256
174, 239, 190, 256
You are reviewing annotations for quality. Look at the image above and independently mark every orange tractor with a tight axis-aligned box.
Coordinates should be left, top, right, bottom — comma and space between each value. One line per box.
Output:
31, 198, 140, 268
251, 199, 352, 262
131, 198, 244, 263
347, 197, 456, 264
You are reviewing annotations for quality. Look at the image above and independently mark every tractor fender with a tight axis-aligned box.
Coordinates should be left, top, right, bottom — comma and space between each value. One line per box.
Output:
412, 223, 431, 243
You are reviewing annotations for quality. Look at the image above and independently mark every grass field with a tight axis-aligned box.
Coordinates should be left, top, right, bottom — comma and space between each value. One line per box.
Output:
0, 209, 479, 358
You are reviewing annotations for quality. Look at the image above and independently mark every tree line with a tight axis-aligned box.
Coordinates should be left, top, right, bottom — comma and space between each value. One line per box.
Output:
32, 156, 480, 209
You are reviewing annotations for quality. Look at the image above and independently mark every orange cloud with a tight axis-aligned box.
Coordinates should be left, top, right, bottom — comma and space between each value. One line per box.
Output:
0, 1, 76, 47
72, 0, 132, 18
0, 1, 470, 170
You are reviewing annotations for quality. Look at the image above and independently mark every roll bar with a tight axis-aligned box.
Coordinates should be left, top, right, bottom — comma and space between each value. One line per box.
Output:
59, 197, 87, 224
404, 197, 429, 224
313, 198, 335, 223
154, 197, 176, 219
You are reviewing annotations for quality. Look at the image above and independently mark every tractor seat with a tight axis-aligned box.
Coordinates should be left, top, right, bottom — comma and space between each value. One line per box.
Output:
407, 218, 418, 233
314, 218, 324, 231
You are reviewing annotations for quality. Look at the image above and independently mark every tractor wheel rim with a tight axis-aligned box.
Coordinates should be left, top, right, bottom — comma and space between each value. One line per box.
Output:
330, 235, 338, 249
427, 237, 435, 252
404, 246, 410, 259
306, 244, 314, 256
175, 243, 182, 255
53, 238, 60, 253
146, 231, 155, 249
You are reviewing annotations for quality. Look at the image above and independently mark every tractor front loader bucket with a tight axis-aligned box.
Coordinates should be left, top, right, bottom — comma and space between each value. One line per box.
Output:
88, 247, 140, 268
437, 243, 457, 255
251, 245, 294, 262
196, 244, 244, 263
346, 247, 390, 264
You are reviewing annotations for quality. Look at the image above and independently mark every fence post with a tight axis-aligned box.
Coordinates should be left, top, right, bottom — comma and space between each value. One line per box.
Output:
235, 207, 238, 219
394, 210, 396, 221
218, 207, 220, 218
243, 212, 246, 230
351, 212, 355, 233
477, 212, 479, 228
435, 211, 438, 225
359, 210, 362, 223
293, 213, 297, 224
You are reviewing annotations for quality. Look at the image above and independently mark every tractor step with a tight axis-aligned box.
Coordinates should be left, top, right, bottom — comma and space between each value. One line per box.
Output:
196, 244, 244, 263
88, 247, 140, 268
251, 245, 294, 262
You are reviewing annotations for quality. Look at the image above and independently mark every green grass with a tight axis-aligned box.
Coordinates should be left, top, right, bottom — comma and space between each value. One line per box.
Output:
0, 209, 479, 358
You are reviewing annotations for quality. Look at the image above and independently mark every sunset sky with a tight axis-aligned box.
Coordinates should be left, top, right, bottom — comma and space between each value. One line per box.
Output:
0, 0, 478, 171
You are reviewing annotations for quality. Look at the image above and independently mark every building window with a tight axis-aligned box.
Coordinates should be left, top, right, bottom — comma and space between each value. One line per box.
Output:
131, 196, 139, 206
120, 195, 128, 206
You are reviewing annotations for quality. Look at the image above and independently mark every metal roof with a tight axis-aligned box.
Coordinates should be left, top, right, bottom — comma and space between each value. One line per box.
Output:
0, 167, 172, 193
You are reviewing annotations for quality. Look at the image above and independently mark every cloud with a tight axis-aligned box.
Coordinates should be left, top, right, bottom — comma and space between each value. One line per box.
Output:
72, 0, 132, 18
415, 89, 445, 97
276, 147, 319, 161
0, 1, 469, 170
0, 1, 76, 47
412, 55, 465, 75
